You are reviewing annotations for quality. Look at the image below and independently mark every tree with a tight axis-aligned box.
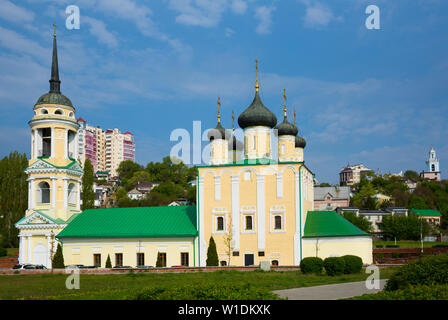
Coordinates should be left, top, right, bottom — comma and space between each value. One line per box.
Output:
81, 158, 95, 210
223, 216, 233, 266
342, 211, 373, 233
156, 251, 164, 267
206, 236, 219, 266
404, 170, 420, 181
0, 151, 28, 248
381, 215, 430, 240
105, 254, 112, 268
126, 170, 151, 191
52, 243, 65, 268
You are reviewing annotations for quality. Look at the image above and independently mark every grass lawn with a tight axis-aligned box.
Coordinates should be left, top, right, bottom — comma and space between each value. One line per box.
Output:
374, 241, 439, 248
6, 248, 18, 257
0, 267, 398, 300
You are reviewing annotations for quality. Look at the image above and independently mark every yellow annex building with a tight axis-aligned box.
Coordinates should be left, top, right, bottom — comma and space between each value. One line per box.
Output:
16, 33, 372, 269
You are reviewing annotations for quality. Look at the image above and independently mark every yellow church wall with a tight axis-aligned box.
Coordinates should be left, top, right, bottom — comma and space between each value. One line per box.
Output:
19, 227, 63, 265
61, 237, 196, 268
302, 237, 373, 264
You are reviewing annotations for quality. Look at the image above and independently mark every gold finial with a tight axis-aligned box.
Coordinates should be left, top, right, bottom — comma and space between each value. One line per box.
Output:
53, 23, 56, 38
217, 96, 221, 124
232, 110, 235, 134
255, 59, 259, 92
283, 88, 287, 117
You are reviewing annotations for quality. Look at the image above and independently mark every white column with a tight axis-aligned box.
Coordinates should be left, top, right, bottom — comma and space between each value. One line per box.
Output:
256, 174, 265, 251
64, 129, 69, 159
76, 181, 81, 211
74, 132, 79, 160
51, 178, 56, 209
33, 129, 38, 158
198, 177, 206, 266
51, 127, 55, 158
46, 234, 52, 268
29, 178, 35, 210
231, 175, 240, 251
276, 173, 283, 198
30, 130, 34, 159
63, 178, 68, 209
19, 235, 25, 264
214, 176, 221, 201
294, 171, 301, 265
27, 235, 32, 264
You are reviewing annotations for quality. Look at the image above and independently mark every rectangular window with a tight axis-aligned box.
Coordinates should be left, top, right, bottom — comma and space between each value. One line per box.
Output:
115, 253, 123, 267
137, 253, 145, 266
181, 252, 189, 267
274, 215, 282, 230
245, 215, 253, 230
93, 254, 101, 267
216, 216, 224, 231
159, 253, 167, 267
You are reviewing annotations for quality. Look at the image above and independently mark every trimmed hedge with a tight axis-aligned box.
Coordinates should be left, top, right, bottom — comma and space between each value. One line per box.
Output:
0, 248, 7, 257
357, 284, 448, 300
323, 257, 345, 276
432, 244, 448, 248
132, 283, 283, 300
385, 254, 448, 291
300, 257, 324, 274
375, 245, 384, 248
341, 255, 363, 274
386, 245, 399, 248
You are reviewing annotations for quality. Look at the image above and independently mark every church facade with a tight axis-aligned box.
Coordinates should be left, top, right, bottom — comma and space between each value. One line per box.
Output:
16, 33, 372, 268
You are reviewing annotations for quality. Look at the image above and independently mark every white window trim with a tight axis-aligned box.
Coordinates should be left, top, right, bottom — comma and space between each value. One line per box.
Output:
270, 206, 286, 233
241, 213, 256, 234
212, 208, 228, 234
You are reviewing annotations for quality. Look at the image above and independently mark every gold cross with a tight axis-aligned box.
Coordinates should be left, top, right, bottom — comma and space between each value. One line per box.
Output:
217, 96, 221, 123
53, 23, 56, 38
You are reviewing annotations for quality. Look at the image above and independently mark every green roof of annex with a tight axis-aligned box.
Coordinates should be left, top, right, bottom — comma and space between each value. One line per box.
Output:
303, 211, 370, 238
57, 206, 198, 239
411, 209, 442, 216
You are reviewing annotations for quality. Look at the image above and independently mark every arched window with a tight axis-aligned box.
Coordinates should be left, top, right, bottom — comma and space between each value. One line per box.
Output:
216, 216, 224, 231
271, 260, 279, 266
69, 112, 74, 118
37, 181, 50, 204
40, 109, 48, 115
432, 164, 435, 172
274, 215, 282, 230
54, 109, 63, 115
68, 183, 76, 204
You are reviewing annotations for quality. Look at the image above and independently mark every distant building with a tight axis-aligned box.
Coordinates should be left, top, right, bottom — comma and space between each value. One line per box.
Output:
339, 164, 373, 186
420, 147, 441, 181
404, 179, 417, 193
374, 193, 392, 204
411, 208, 442, 226
128, 188, 144, 200
105, 129, 135, 178
314, 186, 350, 211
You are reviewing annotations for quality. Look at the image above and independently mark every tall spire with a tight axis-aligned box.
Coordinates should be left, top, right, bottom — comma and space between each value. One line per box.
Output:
232, 110, 235, 134
255, 59, 259, 92
283, 88, 287, 117
294, 107, 296, 125
49, 23, 61, 94
217, 96, 221, 124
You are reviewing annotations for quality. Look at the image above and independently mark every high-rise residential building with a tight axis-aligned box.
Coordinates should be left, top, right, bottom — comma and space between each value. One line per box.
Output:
77, 120, 135, 177
339, 163, 372, 186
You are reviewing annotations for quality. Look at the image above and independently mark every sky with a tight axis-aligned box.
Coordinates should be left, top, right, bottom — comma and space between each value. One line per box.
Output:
0, 0, 447, 184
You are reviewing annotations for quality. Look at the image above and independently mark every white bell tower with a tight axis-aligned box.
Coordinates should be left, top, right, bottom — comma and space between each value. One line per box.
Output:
427, 147, 440, 172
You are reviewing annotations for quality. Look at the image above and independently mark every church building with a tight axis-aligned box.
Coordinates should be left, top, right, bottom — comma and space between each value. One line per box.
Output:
16, 32, 372, 268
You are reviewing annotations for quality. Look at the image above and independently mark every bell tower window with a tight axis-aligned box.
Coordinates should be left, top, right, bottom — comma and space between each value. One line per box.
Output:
41, 128, 51, 157
37, 181, 50, 204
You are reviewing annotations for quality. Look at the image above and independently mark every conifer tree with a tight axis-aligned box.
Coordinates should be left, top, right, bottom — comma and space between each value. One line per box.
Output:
156, 251, 163, 267
81, 158, 95, 210
105, 254, 112, 268
52, 243, 65, 268
206, 236, 219, 266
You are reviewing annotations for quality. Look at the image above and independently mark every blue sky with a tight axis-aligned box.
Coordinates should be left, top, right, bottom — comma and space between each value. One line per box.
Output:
0, 0, 447, 184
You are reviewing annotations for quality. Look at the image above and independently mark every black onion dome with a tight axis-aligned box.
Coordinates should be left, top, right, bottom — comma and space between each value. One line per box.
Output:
35, 92, 73, 107
207, 122, 229, 141
295, 135, 306, 148
275, 116, 298, 136
238, 91, 277, 129
228, 135, 243, 151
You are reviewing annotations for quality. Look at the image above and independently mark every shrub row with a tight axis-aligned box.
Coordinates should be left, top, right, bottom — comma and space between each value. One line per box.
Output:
357, 284, 448, 300
300, 255, 363, 276
132, 283, 282, 300
0, 248, 7, 257
432, 244, 448, 248
385, 254, 448, 291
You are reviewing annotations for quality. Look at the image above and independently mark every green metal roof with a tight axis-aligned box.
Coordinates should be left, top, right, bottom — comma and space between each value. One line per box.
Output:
56, 206, 198, 239
411, 209, 442, 216
303, 211, 370, 238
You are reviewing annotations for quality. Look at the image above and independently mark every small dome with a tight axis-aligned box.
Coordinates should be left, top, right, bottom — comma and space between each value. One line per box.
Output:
295, 135, 306, 148
35, 92, 73, 108
238, 91, 277, 129
228, 135, 243, 151
275, 116, 298, 136
207, 122, 229, 141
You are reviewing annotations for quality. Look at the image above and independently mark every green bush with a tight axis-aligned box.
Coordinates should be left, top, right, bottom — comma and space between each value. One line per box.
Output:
385, 254, 448, 291
375, 245, 384, 248
357, 284, 448, 300
341, 255, 363, 274
300, 257, 324, 274
206, 236, 219, 266
386, 245, 399, 248
323, 257, 345, 276
132, 283, 282, 300
376, 253, 384, 259
105, 254, 112, 268
52, 243, 65, 269
432, 244, 448, 248
0, 248, 7, 257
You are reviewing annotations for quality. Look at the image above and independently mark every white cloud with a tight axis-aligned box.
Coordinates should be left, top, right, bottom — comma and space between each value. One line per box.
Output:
225, 27, 235, 37
83, 16, 118, 48
254, 6, 276, 35
0, 0, 35, 23
298, 0, 342, 28
231, 0, 247, 15
0, 26, 47, 61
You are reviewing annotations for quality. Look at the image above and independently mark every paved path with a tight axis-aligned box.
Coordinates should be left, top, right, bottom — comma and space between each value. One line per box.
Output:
273, 280, 387, 300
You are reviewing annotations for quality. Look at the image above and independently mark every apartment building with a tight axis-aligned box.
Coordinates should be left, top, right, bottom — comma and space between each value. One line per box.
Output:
77, 119, 135, 177
339, 163, 373, 186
